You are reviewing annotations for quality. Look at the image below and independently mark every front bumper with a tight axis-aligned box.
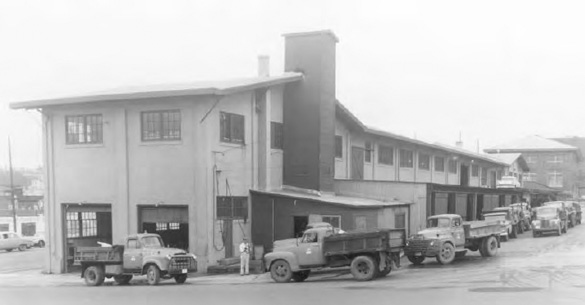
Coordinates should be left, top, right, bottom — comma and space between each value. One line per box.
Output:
168, 256, 198, 275
404, 239, 440, 257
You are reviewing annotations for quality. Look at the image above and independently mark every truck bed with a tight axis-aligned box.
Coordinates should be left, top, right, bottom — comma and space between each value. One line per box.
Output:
73, 246, 124, 265
463, 220, 503, 239
322, 229, 405, 257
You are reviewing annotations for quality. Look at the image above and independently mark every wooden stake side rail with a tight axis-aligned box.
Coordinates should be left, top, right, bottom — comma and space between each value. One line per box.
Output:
73, 246, 123, 265
322, 229, 406, 257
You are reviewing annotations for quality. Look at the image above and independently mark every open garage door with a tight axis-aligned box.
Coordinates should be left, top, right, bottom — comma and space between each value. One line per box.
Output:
139, 206, 189, 250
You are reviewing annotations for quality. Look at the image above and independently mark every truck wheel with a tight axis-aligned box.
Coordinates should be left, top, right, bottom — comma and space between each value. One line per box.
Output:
174, 275, 188, 284
376, 256, 392, 277
146, 265, 161, 285
480, 236, 498, 257
114, 275, 133, 285
350, 256, 378, 281
407, 255, 425, 265
84, 265, 105, 286
6, 248, 13, 252
510, 226, 517, 239
38, 240, 45, 248
291, 270, 310, 282
436, 243, 455, 265
18, 244, 27, 251
270, 260, 293, 283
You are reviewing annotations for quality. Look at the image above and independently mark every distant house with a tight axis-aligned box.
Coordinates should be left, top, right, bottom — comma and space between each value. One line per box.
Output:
487, 153, 529, 181
485, 135, 582, 198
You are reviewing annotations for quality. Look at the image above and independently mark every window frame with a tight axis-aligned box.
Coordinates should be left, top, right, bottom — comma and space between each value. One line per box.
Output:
481, 167, 488, 185
399, 149, 414, 168
66, 211, 98, 238
321, 215, 341, 229
270, 121, 284, 150
140, 110, 182, 142
335, 136, 343, 158
434, 156, 445, 172
546, 154, 564, 164
448, 159, 458, 174
364, 141, 373, 163
523, 173, 537, 181
418, 153, 431, 171
378, 145, 394, 165
471, 164, 479, 177
220, 111, 245, 144
65, 114, 103, 145
216, 196, 248, 220
548, 171, 563, 187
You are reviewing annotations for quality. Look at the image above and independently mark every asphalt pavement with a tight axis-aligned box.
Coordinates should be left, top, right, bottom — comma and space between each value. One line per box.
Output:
1, 226, 585, 304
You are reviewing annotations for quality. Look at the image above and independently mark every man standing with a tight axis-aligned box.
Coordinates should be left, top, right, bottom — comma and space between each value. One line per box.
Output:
239, 237, 250, 276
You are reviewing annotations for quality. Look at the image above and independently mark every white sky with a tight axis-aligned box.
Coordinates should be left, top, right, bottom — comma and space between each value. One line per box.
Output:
2, 0, 585, 168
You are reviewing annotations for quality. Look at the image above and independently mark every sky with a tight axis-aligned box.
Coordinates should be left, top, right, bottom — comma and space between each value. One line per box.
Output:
1, 0, 585, 169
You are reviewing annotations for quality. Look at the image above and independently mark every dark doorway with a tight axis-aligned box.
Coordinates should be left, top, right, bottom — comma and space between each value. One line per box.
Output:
490, 172, 497, 188
466, 194, 475, 221
294, 216, 309, 237
223, 220, 233, 257
476, 195, 484, 220
460, 164, 469, 186
447, 193, 456, 214
498, 195, 505, 207
139, 206, 189, 251
351, 146, 364, 180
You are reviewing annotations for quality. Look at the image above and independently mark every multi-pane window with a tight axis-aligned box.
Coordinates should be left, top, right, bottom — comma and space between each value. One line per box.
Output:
271, 122, 283, 149
335, 136, 343, 158
220, 112, 245, 144
525, 155, 537, 164
399, 149, 414, 168
81, 212, 97, 237
65, 114, 103, 144
169, 223, 180, 230
546, 155, 564, 164
141, 110, 181, 141
471, 164, 479, 177
378, 145, 394, 165
156, 223, 168, 231
216, 196, 248, 219
548, 171, 563, 187
448, 159, 458, 174
365, 142, 373, 163
66, 211, 97, 238
523, 173, 537, 181
435, 156, 445, 172
395, 214, 406, 229
322, 215, 341, 229
66, 212, 80, 238
481, 167, 488, 185
418, 153, 430, 170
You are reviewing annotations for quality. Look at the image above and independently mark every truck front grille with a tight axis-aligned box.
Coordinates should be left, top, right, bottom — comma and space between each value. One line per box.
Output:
407, 239, 432, 252
169, 256, 197, 271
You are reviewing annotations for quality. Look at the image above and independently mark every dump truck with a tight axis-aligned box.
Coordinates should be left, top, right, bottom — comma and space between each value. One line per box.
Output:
532, 206, 567, 237
74, 233, 197, 286
404, 214, 504, 265
264, 227, 405, 283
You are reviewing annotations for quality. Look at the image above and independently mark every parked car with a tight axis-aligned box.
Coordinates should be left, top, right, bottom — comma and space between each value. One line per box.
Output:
23, 234, 46, 248
496, 176, 521, 189
0, 232, 32, 252
532, 206, 567, 237
543, 201, 575, 228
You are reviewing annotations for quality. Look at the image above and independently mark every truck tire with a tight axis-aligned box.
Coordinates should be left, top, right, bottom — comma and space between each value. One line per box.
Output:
407, 255, 425, 265
6, 249, 13, 252
38, 240, 45, 248
376, 256, 392, 277
114, 275, 133, 285
174, 275, 188, 284
270, 260, 293, 283
18, 244, 27, 251
480, 236, 498, 257
350, 256, 378, 281
436, 243, 455, 265
146, 265, 161, 285
291, 270, 310, 282
84, 265, 105, 286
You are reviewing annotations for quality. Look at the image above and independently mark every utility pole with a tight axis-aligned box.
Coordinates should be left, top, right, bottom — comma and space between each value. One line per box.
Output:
8, 137, 17, 233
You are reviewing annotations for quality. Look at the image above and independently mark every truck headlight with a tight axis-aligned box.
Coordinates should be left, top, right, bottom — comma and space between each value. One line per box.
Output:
166, 254, 172, 260
430, 241, 435, 246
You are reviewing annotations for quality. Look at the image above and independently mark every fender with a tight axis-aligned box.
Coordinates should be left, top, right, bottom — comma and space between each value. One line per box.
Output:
142, 258, 167, 273
264, 251, 301, 272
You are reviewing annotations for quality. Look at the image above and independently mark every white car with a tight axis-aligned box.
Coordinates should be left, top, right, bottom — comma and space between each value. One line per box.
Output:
23, 234, 46, 248
0, 232, 32, 252
496, 176, 521, 189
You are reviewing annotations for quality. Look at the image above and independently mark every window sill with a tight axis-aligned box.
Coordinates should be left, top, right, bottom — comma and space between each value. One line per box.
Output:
65, 143, 104, 149
377, 163, 394, 167
335, 157, 343, 161
140, 140, 183, 146
219, 141, 245, 149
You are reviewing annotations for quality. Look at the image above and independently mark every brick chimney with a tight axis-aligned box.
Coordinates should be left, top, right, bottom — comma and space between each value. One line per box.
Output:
282, 30, 338, 192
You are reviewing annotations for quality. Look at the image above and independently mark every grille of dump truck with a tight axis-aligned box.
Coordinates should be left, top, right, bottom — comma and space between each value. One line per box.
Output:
169, 256, 197, 271
406, 239, 432, 252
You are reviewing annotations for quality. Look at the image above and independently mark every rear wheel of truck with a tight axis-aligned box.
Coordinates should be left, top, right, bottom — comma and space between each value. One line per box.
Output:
480, 236, 498, 257
407, 255, 425, 265
146, 265, 161, 285
18, 244, 26, 251
376, 256, 392, 277
350, 256, 378, 281
114, 275, 133, 285
291, 270, 310, 282
436, 243, 455, 265
174, 275, 188, 284
270, 260, 293, 283
84, 265, 105, 286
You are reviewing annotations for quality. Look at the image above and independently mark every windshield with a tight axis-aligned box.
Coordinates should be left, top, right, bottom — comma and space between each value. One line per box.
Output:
141, 236, 164, 248
427, 218, 451, 228
536, 207, 557, 216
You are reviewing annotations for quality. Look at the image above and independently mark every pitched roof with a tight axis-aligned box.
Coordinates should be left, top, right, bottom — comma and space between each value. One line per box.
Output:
10, 72, 303, 110
486, 153, 530, 171
484, 135, 578, 153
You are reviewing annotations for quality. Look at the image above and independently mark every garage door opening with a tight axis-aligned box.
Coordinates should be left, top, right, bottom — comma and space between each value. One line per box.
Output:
139, 206, 188, 250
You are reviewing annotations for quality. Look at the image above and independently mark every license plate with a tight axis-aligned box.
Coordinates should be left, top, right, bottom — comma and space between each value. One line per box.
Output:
182, 269, 187, 274
415, 252, 422, 256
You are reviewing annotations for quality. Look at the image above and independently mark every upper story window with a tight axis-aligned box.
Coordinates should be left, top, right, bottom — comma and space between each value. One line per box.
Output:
471, 164, 479, 177
65, 114, 103, 144
546, 154, 564, 164
481, 167, 488, 185
523, 173, 537, 181
399, 149, 414, 168
435, 156, 445, 172
378, 145, 394, 165
448, 159, 458, 174
141, 110, 181, 141
271, 122, 283, 149
220, 112, 245, 144
364, 142, 373, 163
548, 171, 563, 187
525, 155, 537, 164
335, 136, 343, 158
418, 153, 430, 170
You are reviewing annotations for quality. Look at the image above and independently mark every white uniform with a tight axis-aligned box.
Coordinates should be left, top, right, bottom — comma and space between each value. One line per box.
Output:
239, 241, 250, 275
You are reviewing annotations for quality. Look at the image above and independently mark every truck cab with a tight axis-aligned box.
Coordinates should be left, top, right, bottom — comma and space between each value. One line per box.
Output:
532, 206, 566, 237
271, 227, 335, 269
